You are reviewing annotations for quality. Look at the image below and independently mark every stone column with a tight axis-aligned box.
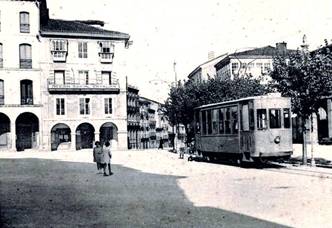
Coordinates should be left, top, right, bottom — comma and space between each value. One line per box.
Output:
94, 132, 100, 143
328, 99, 332, 138
71, 133, 76, 151
10, 122, 16, 151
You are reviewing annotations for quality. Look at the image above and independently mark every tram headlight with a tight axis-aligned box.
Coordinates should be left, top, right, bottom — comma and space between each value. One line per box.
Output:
274, 136, 281, 144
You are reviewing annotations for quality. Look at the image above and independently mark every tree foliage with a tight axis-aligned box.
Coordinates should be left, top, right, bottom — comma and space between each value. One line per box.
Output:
164, 75, 270, 129
270, 43, 332, 120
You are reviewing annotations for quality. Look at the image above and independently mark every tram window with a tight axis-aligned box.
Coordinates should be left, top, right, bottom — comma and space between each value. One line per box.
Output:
195, 111, 200, 134
212, 109, 218, 134
249, 109, 255, 130
257, 109, 267, 130
202, 111, 207, 135
219, 109, 224, 134
232, 107, 238, 134
225, 108, 231, 134
242, 104, 249, 131
283, 108, 291, 128
269, 109, 281, 129
207, 110, 212, 135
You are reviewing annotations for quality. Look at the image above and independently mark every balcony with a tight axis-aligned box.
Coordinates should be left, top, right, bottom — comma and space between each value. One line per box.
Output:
99, 52, 114, 63
51, 50, 67, 62
19, 59, 32, 69
48, 79, 120, 94
0, 58, 3, 68
21, 97, 33, 105
20, 24, 30, 33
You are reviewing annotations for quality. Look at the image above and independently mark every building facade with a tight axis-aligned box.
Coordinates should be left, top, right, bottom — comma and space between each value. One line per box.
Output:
127, 84, 140, 149
187, 53, 227, 83
0, 0, 130, 151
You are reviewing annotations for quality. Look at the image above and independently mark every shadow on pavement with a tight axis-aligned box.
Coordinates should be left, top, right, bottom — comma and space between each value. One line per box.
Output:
0, 158, 290, 227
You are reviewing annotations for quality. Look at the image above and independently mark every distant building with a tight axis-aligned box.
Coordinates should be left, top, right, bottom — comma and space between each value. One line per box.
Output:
187, 53, 227, 83
0, 0, 131, 151
127, 84, 140, 149
214, 42, 296, 83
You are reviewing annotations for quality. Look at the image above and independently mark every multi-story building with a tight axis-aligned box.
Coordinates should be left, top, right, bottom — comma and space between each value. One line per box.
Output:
0, 0, 131, 151
214, 42, 296, 82
127, 84, 140, 149
187, 52, 227, 83
138, 97, 170, 149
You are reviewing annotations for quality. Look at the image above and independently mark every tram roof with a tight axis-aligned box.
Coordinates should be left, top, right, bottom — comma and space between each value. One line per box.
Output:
195, 93, 284, 110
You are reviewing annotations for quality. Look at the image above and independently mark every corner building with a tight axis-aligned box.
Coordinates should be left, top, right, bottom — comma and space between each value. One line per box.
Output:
0, 0, 130, 151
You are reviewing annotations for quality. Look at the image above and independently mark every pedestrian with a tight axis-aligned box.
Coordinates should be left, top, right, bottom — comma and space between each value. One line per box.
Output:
93, 141, 104, 174
158, 139, 163, 149
102, 141, 113, 176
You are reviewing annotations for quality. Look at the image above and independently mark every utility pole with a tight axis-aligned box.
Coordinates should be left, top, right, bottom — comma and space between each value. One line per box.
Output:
173, 61, 178, 153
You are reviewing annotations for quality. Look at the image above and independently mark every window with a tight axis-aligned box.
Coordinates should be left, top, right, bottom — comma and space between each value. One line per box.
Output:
54, 71, 65, 85
56, 98, 65, 115
78, 42, 88, 58
249, 102, 255, 130
202, 111, 207, 135
257, 109, 267, 130
256, 63, 263, 72
263, 63, 271, 73
19, 44, 32, 69
231, 107, 238, 134
51, 40, 67, 61
79, 71, 89, 85
231, 63, 239, 75
241, 104, 249, 131
104, 98, 112, 114
225, 108, 231, 134
283, 108, 291, 128
19, 12, 30, 33
269, 109, 281, 129
0, 43, 3, 68
212, 109, 218, 134
102, 71, 112, 85
195, 111, 200, 134
219, 109, 224, 134
207, 110, 212, 135
20, 80, 33, 105
0, 80, 4, 105
100, 41, 113, 53
0, 11, 1, 32
79, 98, 90, 115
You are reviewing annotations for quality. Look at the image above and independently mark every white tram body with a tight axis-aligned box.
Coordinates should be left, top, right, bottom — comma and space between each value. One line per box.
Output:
194, 93, 293, 161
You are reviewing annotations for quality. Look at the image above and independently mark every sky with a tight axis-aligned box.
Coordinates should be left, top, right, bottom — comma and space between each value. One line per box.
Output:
48, 0, 332, 102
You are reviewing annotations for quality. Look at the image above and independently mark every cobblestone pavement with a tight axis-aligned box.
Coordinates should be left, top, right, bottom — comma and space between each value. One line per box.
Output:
1, 148, 331, 227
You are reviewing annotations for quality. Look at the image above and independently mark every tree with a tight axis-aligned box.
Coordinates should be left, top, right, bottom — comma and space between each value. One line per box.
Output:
270, 42, 332, 165
164, 75, 270, 145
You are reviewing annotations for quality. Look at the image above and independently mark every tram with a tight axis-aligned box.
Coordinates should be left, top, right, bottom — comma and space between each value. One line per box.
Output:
194, 93, 293, 163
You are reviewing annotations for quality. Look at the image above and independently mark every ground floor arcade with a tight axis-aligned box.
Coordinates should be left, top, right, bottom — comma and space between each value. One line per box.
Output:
0, 111, 128, 151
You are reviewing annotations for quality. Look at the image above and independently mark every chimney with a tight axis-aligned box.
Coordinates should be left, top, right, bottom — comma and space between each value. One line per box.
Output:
208, 51, 215, 61
276, 42, 287, 55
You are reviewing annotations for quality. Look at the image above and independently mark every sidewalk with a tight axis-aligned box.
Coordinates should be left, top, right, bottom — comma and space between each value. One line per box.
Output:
292, 144, 332, 163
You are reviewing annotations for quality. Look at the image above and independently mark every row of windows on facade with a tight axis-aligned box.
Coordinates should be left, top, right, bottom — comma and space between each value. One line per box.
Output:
0, 40, 114, 69
53, 70, 113, 85
0, 11, 30, 33
231, 62, 272, 74
199, 107, 291, 136
55, 98, 113, 116
0, 80, 112, 115
51, 40, 114, 60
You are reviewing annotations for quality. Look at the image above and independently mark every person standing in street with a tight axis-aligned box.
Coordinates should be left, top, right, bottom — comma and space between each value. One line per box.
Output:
93, 141, 104, 174
102, 141, 113, 176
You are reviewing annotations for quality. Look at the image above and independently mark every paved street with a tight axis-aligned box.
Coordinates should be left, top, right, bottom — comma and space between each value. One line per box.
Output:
1, 148, 332, 227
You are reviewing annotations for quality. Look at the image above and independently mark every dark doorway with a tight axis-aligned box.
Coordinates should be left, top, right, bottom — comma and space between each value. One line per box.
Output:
76, 123, 94, 150
0, 113, 10, 148
100, 122, 118, 146
51, 123, 71, 151
16, 112, 39, 151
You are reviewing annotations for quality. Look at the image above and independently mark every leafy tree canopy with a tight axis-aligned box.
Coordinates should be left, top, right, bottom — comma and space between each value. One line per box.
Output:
270, 42, 332, 120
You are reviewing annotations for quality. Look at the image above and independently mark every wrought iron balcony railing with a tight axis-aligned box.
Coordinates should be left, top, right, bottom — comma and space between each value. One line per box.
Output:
19, 59, 32, 69
98, 52, 114, 63
51, 50, 67, 62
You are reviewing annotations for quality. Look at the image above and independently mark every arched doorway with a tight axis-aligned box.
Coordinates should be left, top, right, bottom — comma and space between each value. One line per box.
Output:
16, 112, 39, 151
0, 113, 10, 149
76, 123, 94, 150
100, 122, 118, 147
51, 123, 71, 151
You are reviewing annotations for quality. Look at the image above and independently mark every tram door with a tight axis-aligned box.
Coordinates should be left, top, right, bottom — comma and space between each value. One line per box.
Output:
240, 101, 254, 155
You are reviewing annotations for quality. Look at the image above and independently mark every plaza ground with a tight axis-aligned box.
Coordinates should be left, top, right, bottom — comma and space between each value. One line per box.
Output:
0, 145, 331, 227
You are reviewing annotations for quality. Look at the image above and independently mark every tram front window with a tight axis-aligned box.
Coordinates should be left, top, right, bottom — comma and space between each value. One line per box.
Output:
269, 109, 281, 129
257, 109, 267, 130
283, 108, 291, 128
